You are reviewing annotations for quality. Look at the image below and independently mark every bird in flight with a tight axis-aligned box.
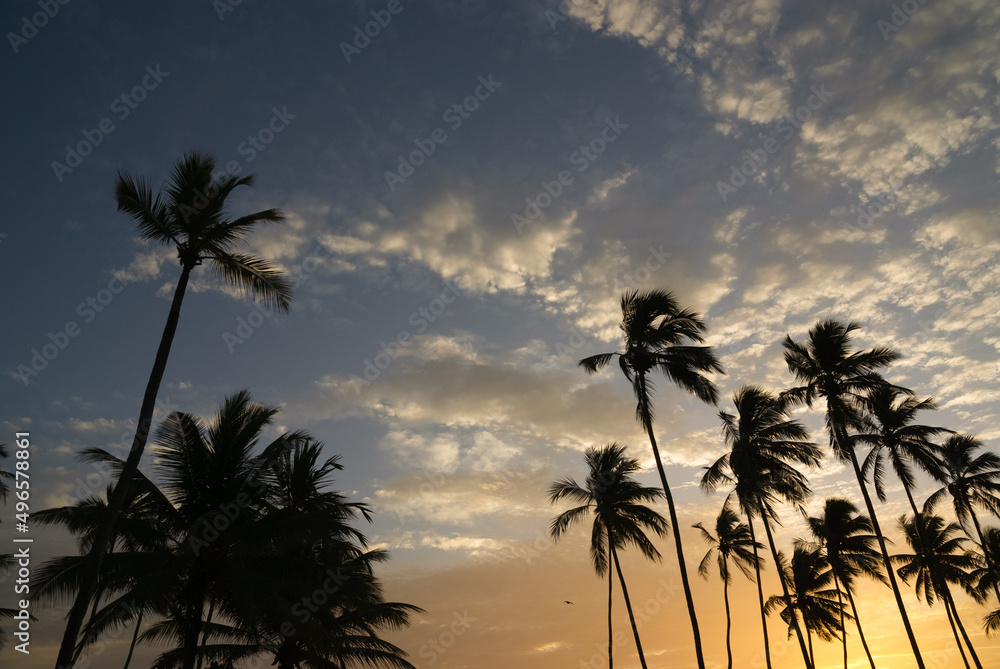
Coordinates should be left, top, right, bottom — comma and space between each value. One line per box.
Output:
564, 601, 574, 604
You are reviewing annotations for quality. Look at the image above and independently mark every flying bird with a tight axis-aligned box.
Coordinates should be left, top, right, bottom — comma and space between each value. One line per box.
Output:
564, 600, 574, 604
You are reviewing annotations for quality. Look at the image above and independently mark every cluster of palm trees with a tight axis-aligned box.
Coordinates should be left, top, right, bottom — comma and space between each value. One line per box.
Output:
0, 153, 419, 668
33, 391, 421, 669
550, 290, 1000, 669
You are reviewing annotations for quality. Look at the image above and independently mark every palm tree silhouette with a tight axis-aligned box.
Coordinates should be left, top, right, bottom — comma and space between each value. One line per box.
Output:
801, 498, 885, 669
927, 434, 1000, 597
766, 547, 847, 668
970, 527, 1000, 635
693, 501, 762, 669
894, 512, 983, 669
549, 442, 669, 669
702, 385, 820, 669
39, 391, 418, 669
58, 153, 293, 668
854, 385, 948, 516
579, 289, 722, 669
782, 320, 926, 669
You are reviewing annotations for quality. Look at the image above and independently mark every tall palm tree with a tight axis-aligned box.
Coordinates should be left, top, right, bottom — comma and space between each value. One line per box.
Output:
855, 386, 948, 517
927, 435, 1000, 580
702, 385, 821, 669
59, 153, 293, 669
782, 319, 926, 668
802, 497, 885, 669
579, 289, 722, 669
694, 502, 763, 669
549, 443, 670, 669
894, 512, 983, 669
766, 547, 848, 668
968, 527, 1000, 636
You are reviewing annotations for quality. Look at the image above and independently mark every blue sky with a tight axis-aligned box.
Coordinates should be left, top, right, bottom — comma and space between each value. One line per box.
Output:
2, 1, 1000, 667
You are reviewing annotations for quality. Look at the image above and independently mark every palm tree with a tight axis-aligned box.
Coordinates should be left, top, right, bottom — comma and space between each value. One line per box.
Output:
39, 392, 419, 669
802, 497, 885, 669
579, 289, 722, 669
766, 547, 848, 667
58, 153, 293, 668
968, 527, 1000, 636
855, 386, 948, 517
927, 435, 1000, 588
894, 512, 983, 669
782, 319, 926, 668
549, 443, 670, 669
693, 502, 762, 669
702, 385, 821, 669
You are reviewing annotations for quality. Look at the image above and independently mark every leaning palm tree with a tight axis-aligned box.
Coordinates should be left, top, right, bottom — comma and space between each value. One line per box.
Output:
782, 320, 926, 669
927, 435, 1000, 587
894, 512, 984, 669
968, 527, 1000, 636
550, 443, 670, 669
58, 152, 293, 668
694, 502, 762, 669
702, 385, 821, 669
579, 289, 722, 669
766, 547, 848, 668
802, 498, 885, 669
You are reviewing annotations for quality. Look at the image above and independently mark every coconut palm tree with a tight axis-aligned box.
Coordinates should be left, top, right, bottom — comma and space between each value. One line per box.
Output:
855, 386, 948, 516
549, 442, 670, 669
782, 319, 926, 668
968, 527, 1000, 636
801, 497, 885, 669
59, 153, 293, 669
766, 547, 847, 668
702, 385, 821, 669
927, 436, 1000, 574
579, 289, 722, 669
39, 392, 419, 669
894, 512, 983, 669
694, 502, 763, 669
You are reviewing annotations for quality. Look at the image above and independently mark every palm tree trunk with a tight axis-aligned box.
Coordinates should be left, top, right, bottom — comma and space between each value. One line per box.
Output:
834, 572, 847, 669
843, 441, 925, 669
182, 571, 207, 669
748, 518, 773, 669
57, 266, 193, 669
610, 540, 649, 669
608, 537, 614, 669
944, 584, 983, 669
844, 580, 876, 669
724, 564, 733, 669
968, 508, 1000, 603
197, 601, 215, 669
122, 611, 143, 669
638, 373, 705, 669
760, 514, 813, 669
806, 624, 814, 669
943, 588, 971, 669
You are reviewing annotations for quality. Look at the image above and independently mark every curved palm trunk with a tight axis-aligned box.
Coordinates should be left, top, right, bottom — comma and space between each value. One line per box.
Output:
943, 583, 983, 669
967, 508, 1000, 603
760, 515, 814, 669
182, 570, 209, 669
638, 373, 705, 669
58, 266, 193, 669
843, 580, 876, 668
723, 562, 733, 669
122, 611, 143, 669
942, 590, 971, 669
833, 572, 847, 669
843, 439, 925, 669
747, 518, 773, 669
610, 540, 649, 669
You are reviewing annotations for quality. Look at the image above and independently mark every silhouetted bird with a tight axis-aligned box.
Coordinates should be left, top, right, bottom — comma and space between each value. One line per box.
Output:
564, 601, 574, 604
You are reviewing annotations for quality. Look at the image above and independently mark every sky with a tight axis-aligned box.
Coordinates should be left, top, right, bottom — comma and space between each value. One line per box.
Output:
2, 0, 999, 667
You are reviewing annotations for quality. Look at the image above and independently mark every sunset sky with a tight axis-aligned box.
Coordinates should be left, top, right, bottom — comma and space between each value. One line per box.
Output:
2, 0, 1000, 667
